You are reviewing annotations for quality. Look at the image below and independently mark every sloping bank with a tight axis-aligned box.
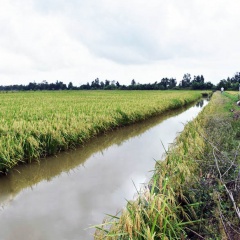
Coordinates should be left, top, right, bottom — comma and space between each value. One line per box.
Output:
95, 92, 240, 239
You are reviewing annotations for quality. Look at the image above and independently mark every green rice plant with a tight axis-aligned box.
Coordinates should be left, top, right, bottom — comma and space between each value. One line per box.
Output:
0, 90, 202, 172
94, 170, 200, 239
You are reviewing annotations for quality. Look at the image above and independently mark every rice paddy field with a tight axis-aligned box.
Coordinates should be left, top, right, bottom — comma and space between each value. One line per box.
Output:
0, 90, 202, 172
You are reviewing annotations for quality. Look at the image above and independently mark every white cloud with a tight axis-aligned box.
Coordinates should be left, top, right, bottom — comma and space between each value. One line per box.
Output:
0, 0, 240, 85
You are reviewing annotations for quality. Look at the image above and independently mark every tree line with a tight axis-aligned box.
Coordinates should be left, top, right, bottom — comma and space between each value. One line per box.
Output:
0, 72, 239, 91
217, 72, 240, 90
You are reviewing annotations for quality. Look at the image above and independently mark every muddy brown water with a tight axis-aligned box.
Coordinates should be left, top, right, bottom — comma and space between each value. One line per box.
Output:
0, 100, 208, 240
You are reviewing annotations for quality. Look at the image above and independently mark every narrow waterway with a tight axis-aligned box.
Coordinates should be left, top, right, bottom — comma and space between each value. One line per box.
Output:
0, 99, 208, 240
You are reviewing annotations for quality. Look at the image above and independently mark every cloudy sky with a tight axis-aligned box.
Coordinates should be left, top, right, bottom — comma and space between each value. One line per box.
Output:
0, 0, 240, 86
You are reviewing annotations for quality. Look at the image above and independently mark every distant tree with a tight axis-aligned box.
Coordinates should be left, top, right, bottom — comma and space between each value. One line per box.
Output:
39, 80, 48, 90
168, 78, 177, 89
105, 80, 110, 87
79, 82, 90, 89
91, 78, 100, 89
111, 80, 116, 86
68, 82, 73, 90
27, 82, 37, 91
104, 80, 117, 90
217, 79, 228, 90
55, 80, 67, 90
160, 78, 169, 89
100, 81, 105, 89
191, 75, 205, 89
232, 72, 240, 83
85, 82, 91, 89
205, 81, 213, 89
180, 73, 191, 88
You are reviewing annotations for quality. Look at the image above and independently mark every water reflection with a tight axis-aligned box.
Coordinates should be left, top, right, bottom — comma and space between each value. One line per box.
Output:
0, 100, 208, 240
196, 99, 203, 107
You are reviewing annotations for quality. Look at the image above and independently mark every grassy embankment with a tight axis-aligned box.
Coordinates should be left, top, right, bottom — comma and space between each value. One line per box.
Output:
95, 91, 240, 239
0, 90, 202, 173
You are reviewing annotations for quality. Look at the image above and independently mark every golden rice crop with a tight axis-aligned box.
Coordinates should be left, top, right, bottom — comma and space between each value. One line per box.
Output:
0, 90, 202, 172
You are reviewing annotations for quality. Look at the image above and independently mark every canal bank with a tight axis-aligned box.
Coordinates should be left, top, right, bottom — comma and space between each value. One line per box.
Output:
95, 92, 240, 239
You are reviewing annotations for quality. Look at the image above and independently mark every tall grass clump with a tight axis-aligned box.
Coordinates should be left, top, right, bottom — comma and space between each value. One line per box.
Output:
95, 91, 240, 239
0, 90, 202, 173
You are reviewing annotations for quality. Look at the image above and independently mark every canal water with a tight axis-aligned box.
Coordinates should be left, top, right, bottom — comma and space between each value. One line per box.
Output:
0, 99, 208, 240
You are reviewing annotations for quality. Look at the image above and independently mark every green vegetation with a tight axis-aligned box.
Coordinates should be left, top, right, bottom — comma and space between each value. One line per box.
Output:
95, 92, 240, 239
1, 71, 239, 91
0, 90, 202, 173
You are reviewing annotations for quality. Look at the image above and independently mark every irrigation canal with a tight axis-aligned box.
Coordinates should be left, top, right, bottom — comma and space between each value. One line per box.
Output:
0, 99, 208, 240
